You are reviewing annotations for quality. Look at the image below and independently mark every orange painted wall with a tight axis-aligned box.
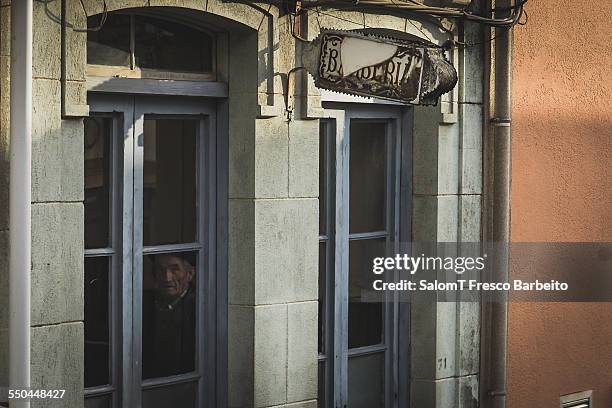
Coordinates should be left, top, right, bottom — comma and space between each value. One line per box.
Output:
508, 0, 612, 406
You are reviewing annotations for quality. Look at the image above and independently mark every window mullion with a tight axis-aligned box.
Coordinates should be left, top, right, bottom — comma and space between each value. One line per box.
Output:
334, 110, 350, 408
110, 112, 122, 408
198, 114, 210, 406
391, 117, 403, 408
384, 120, 397, 408
118, 97, 136, 408
324, 120, 335, 408
131, 101, 145, 408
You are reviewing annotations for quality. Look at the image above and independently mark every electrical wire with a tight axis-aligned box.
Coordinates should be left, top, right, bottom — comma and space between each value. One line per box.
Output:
450, 32, 497, 49
258, 2, 274, 31
218, 0, 528, 29
491, 0, 528, 12
73, 0, 108, 32
449, 2, 528, 48
299, 0, 527, 29
310, 2, 524, 50
384, 0, 435, 42
311, 8, 375, 29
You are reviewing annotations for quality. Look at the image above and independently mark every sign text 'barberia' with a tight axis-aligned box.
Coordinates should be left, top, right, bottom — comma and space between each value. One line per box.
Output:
302, 30, 458, 105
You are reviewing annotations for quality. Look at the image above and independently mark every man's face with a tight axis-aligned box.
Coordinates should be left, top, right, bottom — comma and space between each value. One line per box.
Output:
155, 255, 194, 300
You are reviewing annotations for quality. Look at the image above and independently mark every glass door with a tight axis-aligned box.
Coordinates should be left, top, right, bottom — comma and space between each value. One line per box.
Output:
318, 104, 410, 408
85, 94, 218, 408
346, 118, 396, 408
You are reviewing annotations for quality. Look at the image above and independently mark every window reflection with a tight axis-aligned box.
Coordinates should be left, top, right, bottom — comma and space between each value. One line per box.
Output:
349, 122, 387, 233
84, 117, 112, 249
84, 394, 112, 408
143, 118, 198, 246
348, 239, 385, 348
84, 257, 110, 388
87, 13, 214, 74
87, 14, 131, 67
135, 16, 213, 73
142, 252, 197, 379
318, 361, 326, 408
318, 242, 326, 353
348, 353, 384, 408
142, 381, 197, 408
319, 122, 327, 236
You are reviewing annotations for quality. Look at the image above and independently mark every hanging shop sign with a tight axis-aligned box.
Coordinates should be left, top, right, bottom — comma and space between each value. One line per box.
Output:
301, 29, 457, 105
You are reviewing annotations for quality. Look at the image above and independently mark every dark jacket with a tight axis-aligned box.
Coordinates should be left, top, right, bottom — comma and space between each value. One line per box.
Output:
142, 288, 196, 379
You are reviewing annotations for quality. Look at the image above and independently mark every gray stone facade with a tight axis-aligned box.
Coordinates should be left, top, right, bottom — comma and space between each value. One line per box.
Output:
0, 1, 485, 407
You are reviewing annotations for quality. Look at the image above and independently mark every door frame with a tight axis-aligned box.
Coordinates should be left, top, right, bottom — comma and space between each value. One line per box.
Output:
86, 93, 228, 408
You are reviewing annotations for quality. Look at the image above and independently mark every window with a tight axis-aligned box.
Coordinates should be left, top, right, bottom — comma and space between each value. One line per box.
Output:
84, 95, 219, 408
87, 13, 215, 80
84, 116, 116, 396
318, 106, 411, 408
561, 391, 592, 408
318, 121, 334, 408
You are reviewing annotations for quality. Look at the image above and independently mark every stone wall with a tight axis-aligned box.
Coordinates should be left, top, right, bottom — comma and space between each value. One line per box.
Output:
409, 20, 484, 407
0, 1, 485, 408
226, 13, 319, 408
0, 1, 85, 407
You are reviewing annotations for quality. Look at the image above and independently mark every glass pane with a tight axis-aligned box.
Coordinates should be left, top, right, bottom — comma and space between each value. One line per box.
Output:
318, 242, 326, 354
142, 381, 197, 408
348, 239, 385, 349
84, 257, 110, 388
143, 118, 198, 246
349, 121, 387, 234
142, 252, 197, 379
319, 122, 327, 236
84, 117, 112, 249
135, 16, 213, 72
85, 394, 112, 408
87, 14, 131, 67
348, 353, 384, 408
318, 361, 326, 408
